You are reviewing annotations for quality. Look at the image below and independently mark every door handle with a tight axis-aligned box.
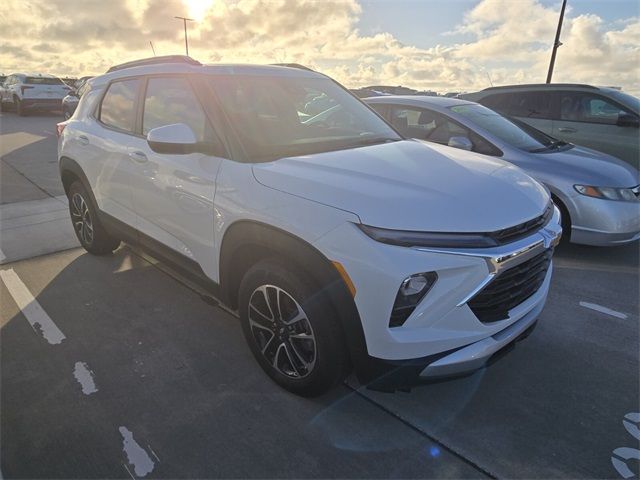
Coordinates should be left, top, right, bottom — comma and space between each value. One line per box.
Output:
557, 127, 577, 133
128, 151, 148, 163
78, 135, 89, 145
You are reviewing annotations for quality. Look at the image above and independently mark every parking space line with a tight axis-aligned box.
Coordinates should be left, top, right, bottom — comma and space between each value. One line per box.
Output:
0, 248, 6, 263
73, 361, 98, 395
119, 427, 155, 478
0, 268, 66, 344
579, 301, 628, 319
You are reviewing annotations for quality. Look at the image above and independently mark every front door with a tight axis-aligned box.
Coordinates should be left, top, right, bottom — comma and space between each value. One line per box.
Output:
128, 76, 224, 279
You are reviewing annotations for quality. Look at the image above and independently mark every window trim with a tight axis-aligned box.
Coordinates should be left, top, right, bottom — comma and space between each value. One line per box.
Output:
95, 76, 145, 137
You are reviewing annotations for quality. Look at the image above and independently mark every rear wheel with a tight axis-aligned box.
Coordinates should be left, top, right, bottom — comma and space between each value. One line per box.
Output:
15, 97, 25, 116
239, 259, 350, 396
68, 181, 120, 255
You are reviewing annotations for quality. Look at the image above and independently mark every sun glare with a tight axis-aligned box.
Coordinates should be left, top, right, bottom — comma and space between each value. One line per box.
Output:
186, 0, 214, 20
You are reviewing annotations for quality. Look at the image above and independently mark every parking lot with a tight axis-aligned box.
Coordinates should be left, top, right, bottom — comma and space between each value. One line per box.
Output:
1, 110, 638, 478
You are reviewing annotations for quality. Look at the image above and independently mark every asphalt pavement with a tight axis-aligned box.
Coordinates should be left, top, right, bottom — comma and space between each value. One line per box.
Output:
1, 110, 638, 479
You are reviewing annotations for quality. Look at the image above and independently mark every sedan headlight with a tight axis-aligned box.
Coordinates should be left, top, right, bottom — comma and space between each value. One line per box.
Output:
574, 185, 638, 202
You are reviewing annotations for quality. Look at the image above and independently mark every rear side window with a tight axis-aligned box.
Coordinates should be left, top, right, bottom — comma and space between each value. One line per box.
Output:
142, 77, 211, 141
99, 79, 140, 132
25, 77, 63, 85
483, 92, 552, 119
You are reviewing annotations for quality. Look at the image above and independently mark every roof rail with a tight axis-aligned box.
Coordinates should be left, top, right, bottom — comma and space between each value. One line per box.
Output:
481, 83, 598, 91
106, 55, 202, 73
271, 63, 315, 72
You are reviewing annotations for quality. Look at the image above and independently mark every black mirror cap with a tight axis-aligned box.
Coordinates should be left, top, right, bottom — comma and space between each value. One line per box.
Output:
617, 113, 639, 128
147, 140, 226, 157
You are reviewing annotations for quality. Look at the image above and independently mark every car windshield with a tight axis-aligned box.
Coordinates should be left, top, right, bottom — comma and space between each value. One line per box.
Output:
207, 74, 401, 161
25, 77, 63, 85
450, 103, 555, 152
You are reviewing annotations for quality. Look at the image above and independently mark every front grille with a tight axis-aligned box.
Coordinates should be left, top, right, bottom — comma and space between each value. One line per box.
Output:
490, 204, 553, 245
469, 248, 553, 323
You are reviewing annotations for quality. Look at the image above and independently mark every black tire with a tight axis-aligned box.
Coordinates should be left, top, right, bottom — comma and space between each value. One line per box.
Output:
15, 97, 25, 116
239, 258, 350, 396
552, 196, 571, 244
68, 181, 120, 255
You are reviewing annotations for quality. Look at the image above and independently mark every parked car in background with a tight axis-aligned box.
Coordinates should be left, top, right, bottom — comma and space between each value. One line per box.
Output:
462, 84, 640, 166
0, 73, 71, 115
62, 76, 93, 119
58, 55, 560, 395
366, 96, 640, 246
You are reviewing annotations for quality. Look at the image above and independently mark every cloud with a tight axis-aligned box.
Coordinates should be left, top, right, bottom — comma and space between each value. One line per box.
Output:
0, 0, 638, 95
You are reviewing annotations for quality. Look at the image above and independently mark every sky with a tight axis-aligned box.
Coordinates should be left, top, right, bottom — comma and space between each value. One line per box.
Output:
1, 0, 639, 95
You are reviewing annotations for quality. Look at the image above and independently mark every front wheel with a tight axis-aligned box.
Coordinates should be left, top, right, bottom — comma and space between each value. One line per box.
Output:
239, 259, 350, 396
15, 97, 25, 116
68, 181, 120, 255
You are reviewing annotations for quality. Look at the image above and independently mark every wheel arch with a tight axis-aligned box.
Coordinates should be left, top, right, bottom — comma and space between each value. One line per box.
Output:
219, 220, 371, 379
59, 156, 95, 202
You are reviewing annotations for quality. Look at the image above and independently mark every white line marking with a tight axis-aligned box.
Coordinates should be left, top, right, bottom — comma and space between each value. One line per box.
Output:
147, 445, 160, 463
0, 269, 66, 344
73, 361, 98, 395
119, 427, 155, 477
579, 301, 628, 319
122, 463, 136, 480
0, 248, 6, 264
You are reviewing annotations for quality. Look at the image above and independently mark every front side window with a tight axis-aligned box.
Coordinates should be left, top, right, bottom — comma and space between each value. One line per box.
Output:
557, 92, 635, 125
206, 75, 400, 161
142, 77, 211, 142
99, 79, 140, 132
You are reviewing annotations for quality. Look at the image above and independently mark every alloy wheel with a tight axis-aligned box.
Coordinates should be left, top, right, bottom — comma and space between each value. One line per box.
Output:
71, 193, 94, 245
248, 285, 317, 378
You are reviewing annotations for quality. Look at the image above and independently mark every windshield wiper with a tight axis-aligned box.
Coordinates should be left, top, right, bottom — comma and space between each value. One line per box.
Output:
529, 140, 570, 153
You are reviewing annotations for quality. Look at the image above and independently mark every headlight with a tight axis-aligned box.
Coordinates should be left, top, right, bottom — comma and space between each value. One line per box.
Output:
574, 185, 638, 202
357, 224, 497, 248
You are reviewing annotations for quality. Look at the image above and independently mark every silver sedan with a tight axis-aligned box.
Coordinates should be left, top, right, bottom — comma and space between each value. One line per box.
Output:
365, 95, 640, 246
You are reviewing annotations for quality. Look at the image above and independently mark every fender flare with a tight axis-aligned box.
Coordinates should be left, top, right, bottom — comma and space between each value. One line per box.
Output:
219, 220, 374, 380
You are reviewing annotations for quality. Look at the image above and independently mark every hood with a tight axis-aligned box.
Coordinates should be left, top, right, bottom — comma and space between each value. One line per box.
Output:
534, 146, 639, 188
252, 140, 550, 232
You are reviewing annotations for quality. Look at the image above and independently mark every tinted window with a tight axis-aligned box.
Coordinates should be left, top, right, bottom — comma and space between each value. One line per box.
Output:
207, 75, 400, 161
557, 92, 635, 125
25, 77, 63, 85
142, 77, 211, 142
482, 92, 552, 119
100, 79, 139, 132
390, 105, 501, 156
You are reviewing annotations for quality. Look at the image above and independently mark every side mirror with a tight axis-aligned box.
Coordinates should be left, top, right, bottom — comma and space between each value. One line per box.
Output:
448, 136, 473, 151
147, 123, 198, 154
617, 112, 639, 128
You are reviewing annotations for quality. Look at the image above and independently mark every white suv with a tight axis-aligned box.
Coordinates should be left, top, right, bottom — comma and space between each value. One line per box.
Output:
0, 73, 71, 115
57, 56, 561, 396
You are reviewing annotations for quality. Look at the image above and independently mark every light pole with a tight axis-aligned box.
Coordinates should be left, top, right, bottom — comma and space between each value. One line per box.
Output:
546, 0, 567, 84
174, 16, 195, 56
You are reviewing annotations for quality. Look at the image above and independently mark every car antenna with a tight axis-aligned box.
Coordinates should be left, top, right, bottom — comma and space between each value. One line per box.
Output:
149, 41, 157, 56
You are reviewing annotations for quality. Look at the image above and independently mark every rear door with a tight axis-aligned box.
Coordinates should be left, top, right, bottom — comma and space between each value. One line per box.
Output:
127, 75, 225, 279
89, 78, 142, 228
552, 91, 639, 163
482, 91, 555, 136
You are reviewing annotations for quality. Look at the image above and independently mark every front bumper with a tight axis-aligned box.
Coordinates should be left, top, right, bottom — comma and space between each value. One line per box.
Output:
314, 206, 562, 369
569, 194, 640, 246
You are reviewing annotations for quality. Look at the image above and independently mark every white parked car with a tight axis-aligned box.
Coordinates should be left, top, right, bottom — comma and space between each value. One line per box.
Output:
0, 73, 71, 115
57, 56, 561, 395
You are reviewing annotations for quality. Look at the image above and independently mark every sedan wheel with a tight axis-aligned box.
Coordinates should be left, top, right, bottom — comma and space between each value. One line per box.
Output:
71, 192, 94, 246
